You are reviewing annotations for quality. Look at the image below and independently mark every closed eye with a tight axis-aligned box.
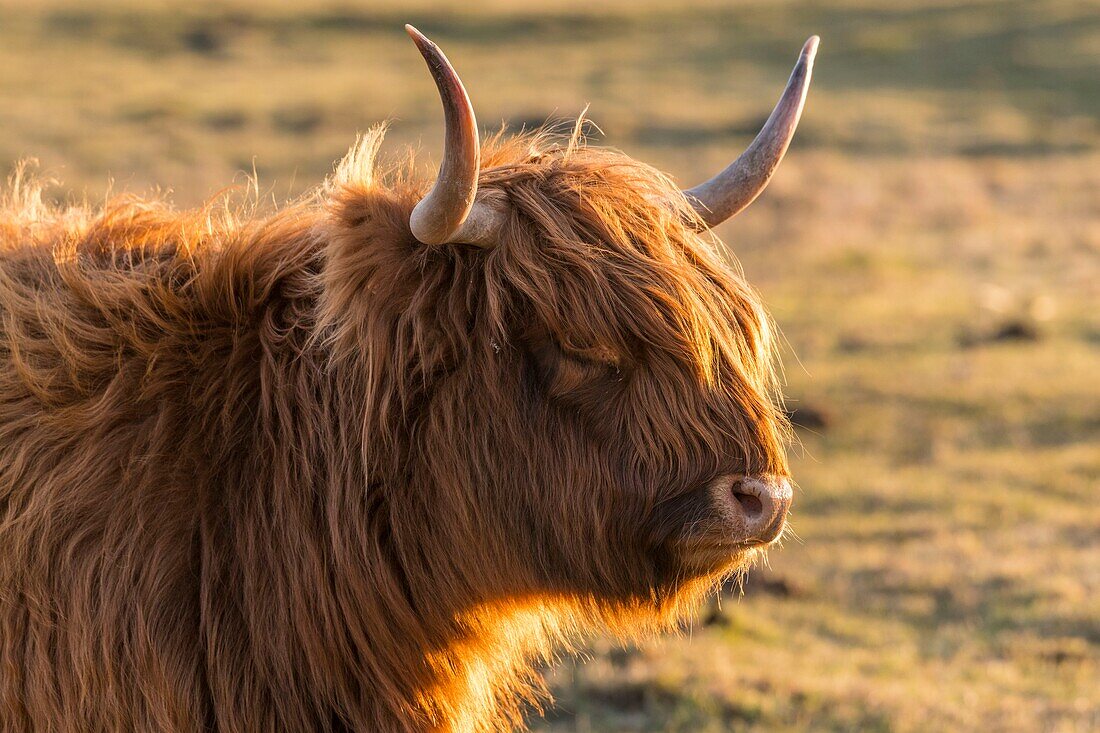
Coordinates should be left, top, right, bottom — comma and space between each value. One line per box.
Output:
560, 344, 621, 372
529, 339, 623, 399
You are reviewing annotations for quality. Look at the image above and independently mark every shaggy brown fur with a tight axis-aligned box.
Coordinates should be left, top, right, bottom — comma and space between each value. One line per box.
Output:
0, 126, 789, 732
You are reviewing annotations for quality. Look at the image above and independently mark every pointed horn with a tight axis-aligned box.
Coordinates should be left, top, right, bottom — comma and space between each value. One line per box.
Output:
406, 25, 500, 247
685, 36, 819, 228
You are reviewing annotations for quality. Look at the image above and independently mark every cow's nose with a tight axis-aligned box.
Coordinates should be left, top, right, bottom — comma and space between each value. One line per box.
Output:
729, 475, 792, 544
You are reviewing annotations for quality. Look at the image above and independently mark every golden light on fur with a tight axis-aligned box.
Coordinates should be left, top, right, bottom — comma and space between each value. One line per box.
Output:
0, 28, 809, 733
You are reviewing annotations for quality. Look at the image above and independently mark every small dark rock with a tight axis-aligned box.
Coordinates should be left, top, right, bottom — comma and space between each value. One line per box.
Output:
203, 110, 249, 132
787, 405, 831, 431
835, 334, 871, 353
702, 606, 732, 628
746, 576, 798, 598
991, 318, 1041, 342
272, 106, 325, 135
724, 571, 802, 599
182, 24, 226, 56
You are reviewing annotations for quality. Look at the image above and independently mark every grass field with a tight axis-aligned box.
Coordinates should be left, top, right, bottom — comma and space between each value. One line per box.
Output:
1, 1, 1097, 730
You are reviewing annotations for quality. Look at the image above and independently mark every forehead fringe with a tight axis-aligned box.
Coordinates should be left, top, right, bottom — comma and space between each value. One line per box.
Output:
332, 117, 785, 420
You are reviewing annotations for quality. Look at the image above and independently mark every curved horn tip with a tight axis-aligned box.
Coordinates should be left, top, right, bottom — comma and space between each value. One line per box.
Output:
802, 35, 820, 59
408, 24, 457, 72
405, 24, 445, 64
405, 24, 428, 45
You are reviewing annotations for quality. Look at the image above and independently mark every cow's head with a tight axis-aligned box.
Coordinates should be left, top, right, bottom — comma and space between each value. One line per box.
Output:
322, 27, 816, 621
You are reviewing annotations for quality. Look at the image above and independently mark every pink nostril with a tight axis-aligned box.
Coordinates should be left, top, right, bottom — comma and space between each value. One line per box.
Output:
732, 490, 764, 518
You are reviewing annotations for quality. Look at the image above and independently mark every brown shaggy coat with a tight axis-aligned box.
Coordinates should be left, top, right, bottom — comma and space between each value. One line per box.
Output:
0, 127, 788, 732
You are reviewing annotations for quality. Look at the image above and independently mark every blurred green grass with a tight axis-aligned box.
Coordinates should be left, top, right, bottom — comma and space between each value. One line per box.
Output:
1, 1, 1097, 731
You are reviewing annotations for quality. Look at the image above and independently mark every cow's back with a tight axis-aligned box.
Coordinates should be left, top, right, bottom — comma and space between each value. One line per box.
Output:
0, 197, 325, 731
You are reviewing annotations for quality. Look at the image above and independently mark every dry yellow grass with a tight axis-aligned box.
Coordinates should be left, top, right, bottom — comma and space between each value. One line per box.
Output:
0, 1, 1096, 730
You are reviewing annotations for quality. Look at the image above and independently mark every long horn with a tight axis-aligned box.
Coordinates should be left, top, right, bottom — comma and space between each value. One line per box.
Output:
684, 36, 819, 228
406, 25, 500, 247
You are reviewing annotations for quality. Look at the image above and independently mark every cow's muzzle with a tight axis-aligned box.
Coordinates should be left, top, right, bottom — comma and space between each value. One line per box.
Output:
712, 474, 793, 546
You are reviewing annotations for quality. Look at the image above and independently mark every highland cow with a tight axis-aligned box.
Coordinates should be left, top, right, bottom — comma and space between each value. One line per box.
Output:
0, 26, 817, 733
